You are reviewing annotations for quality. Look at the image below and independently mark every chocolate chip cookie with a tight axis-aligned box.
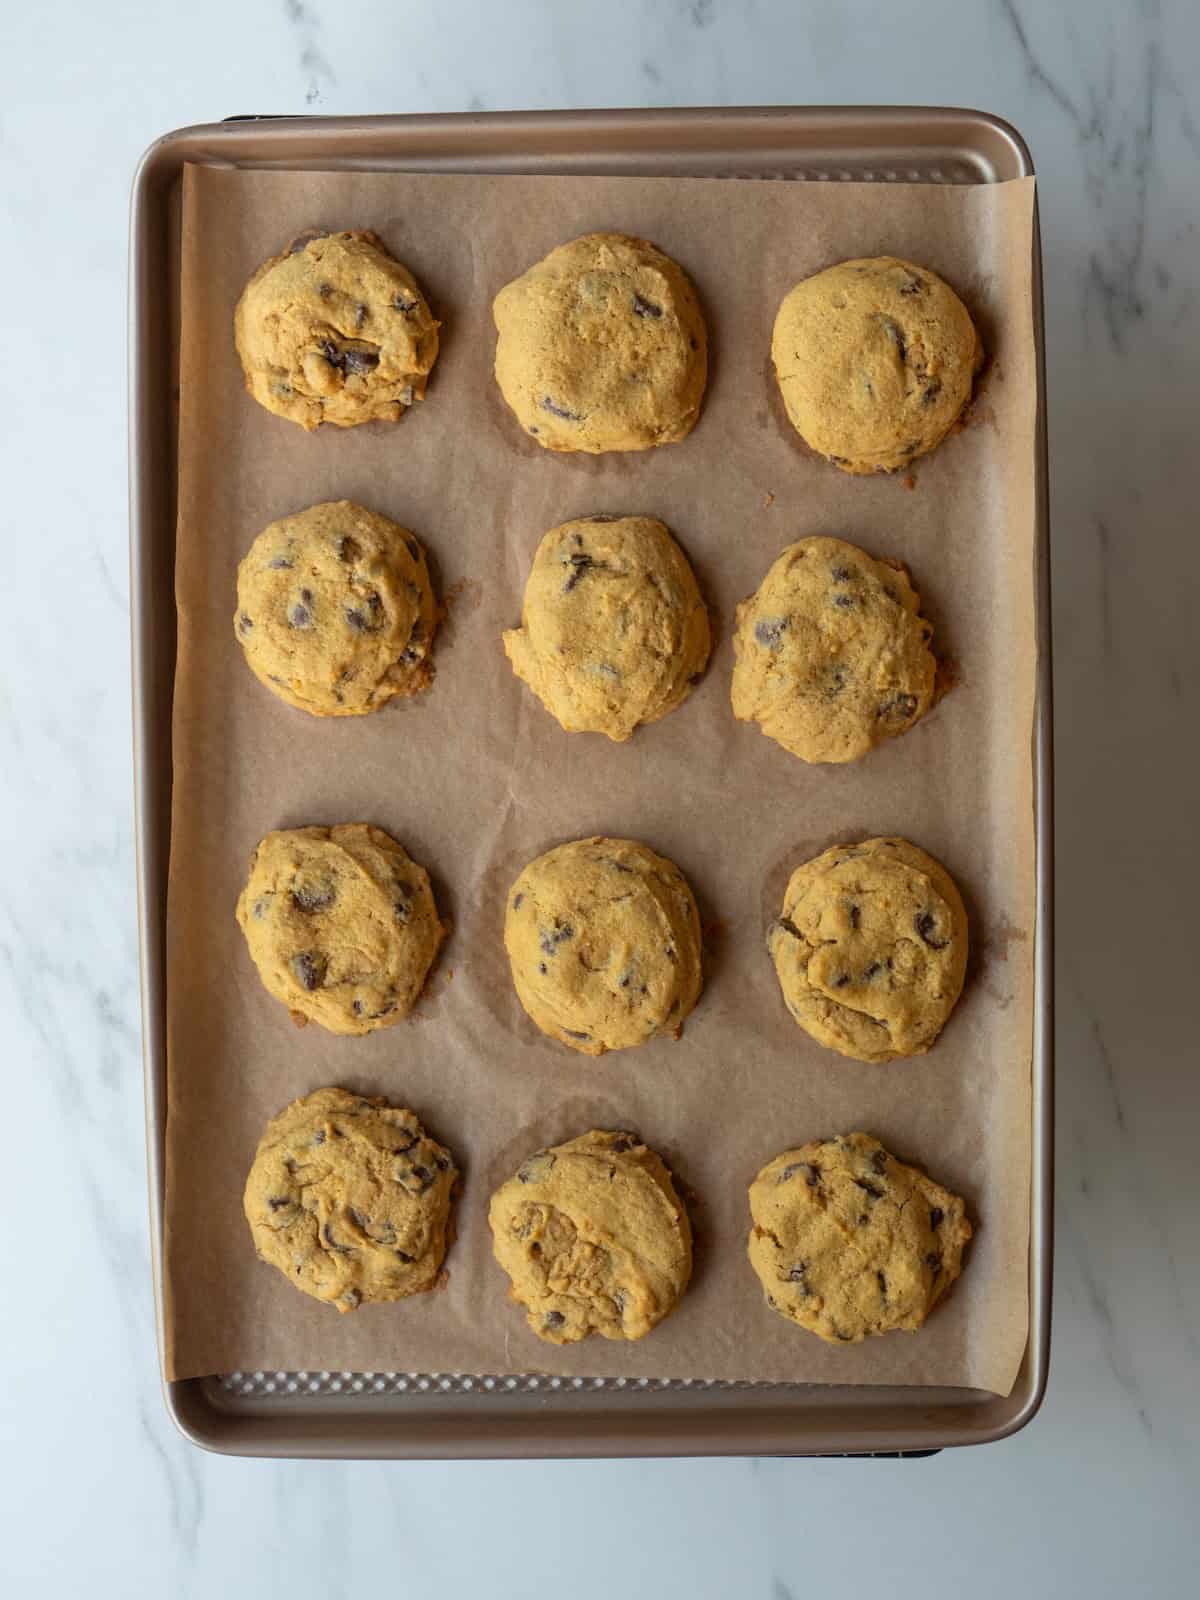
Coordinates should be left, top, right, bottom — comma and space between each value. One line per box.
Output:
235, 824, 444, 1035
503, 514, 710, 740
768, 836, 968, 1062
747, 1132, 972, 1343
489, 1129, 693, 1343
504, 836, 702, 1056
772, 256, 982, 474
244, 1087, 458, 1313
731, 536, 937, 763
234, 228, 439, 429
493, 232, 707, 452
235, 500, 438, 716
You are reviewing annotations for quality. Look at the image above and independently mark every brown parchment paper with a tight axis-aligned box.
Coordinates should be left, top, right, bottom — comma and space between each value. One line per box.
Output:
165, 166, 1038, 1394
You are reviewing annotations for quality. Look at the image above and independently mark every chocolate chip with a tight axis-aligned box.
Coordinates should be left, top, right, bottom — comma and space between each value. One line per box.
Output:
898, 270, 926, 296
773, 916, 802, 941
929, 1207, 945, 1230
352, 999, 365, 1016
878, 693, 919, 722
391, 1132, 418, 1153
288, 228, 329, 254
395, 1249, 414, 1263
564, 1029, 591, 1041
787, 1262, 810, 1293
853, 1178, 883, 1200
409, 1165, 434, 1189
253, 898, 269, 919
345, 601, 383, 633
870, 1149, 888, 1174
827, 454, 849, 465
291, 882, 336, 913
405, 537, 421, 563
237, 613, 253, 633
862, 962, 884, 981
342, 348, 379, 375
541, 396, 582, 422
518, 1151, 556, 1183
632, 293, 663, 319
665, 945, 676, 962
562, 552, 595, 593
268, 1196, 291, 1212
832, 973, 851, 989
878, 316, 907, 364
539, 923, 574, 956
317, 282, 334, 299
922, 380, 942, 406
858, 1215, 868, 1226
544, 1310, 566, 1328
609, 1135, 635, 1153
311, 1130, 326, 1146
848, 904, 861, 929
335, 534, 361, 562
830, 565, 852, 583
393, 294, 418, 313
832, 594, 855, 610
268, 553, 294, 569
925, 1251, 943, 1273
288, 601, 313, 629
754, 618, 786, 650
537, 962, 547, 975
512, 892, 524, 910
877, 1270, 888, 1297
914, 911, 949, 949
290, 951, 326, 991
355, 302, 369, 329
322, 1223, 352, 1254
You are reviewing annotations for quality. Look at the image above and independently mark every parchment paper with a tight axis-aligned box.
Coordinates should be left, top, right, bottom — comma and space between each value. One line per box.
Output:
165, 166, 1038, 1394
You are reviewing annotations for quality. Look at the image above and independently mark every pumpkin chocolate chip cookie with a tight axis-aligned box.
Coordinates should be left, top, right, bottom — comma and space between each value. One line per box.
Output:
768, 836, 968, 1062
235, 824, 444, 1035
772, 256, 982, 474
234, 228, 439, 429
244, 1087, 458, 1313
503, 514, 710, 741
747, 1132, 972, 1343
504, 836, 702, 1056
489, 1129, 693, 1343
493, 232, 708, 452
731, 536, 937, 764
235, 500, 438, 716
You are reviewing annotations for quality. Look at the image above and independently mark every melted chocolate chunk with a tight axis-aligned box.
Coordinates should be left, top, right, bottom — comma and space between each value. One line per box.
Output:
541, 396, 582, 422
754, 617, 786, 650
632, 292, 663, 319
290, 951, 326, 991
914, 911, 949, 949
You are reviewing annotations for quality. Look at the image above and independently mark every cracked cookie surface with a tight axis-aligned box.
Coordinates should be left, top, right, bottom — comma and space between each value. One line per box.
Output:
235, 500, 438, 717
244, 1087, 458, 1312
771, 255, 982, 474
489, 1129, 692, 1343
731, 536, 936, 764
493, 232, 707, 453
235, 228, 439, 429
504, 836, 702, 1056
504, 514, 710, 740
768, 836, 967, 1062
748, 1132, 972, 1343
236, 824, 444, 1036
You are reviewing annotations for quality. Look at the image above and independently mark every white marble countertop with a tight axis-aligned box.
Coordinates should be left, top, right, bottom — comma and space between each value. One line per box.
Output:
3, 0, 1197, 1592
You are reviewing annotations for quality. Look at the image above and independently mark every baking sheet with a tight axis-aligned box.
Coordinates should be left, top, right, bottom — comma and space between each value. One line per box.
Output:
165, 166, 1037, 1394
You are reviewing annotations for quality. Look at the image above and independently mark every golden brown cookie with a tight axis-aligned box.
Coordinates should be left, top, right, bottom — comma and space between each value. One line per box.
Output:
768, 836, 967, 1062
731, 536, 936, 763
234, 228, 439, 429
747, 1132, 972, 1343
489, 1129, 693, 1343
504, 837, 702, 1056
244, 1087, 458, 1313
235, 500, 438, 716
771, 256, 982, 474
493, 232, 707, 453
503, 514, 710, 740
235, 824, 444, 1035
